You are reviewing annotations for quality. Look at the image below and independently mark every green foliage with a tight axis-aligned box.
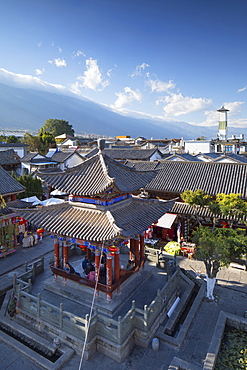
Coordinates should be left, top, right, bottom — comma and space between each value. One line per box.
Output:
13, 174, 43, 199
6, 135, 19, 143
181, 189, 211, 208
192, 225, 247, 277
39, 119, 75, 137
181, 190, 247, 279
0, 195, 6, 209
21, 133, 43, 152
214, 193, 247, 220
181, 190, 247, 223
38, 130, 56, 152
215, 328, 247, 369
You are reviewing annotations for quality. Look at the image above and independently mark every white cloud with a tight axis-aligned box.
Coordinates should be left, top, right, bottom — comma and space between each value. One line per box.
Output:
222, 101, 244, 115
0, 68, 66, 93
57, 46, 62, 53
199, 101, 244, 127
131, 63, 150, 77
72, 50, 86, 58
35, 68, 44, 76
111, 87, 142, 110
37, 42, 42, 48
146, 79, 175, 93
75, 58, 109, 91
238, 86, 246, 93
48, 58, 67, 67
157, 93, 212, 117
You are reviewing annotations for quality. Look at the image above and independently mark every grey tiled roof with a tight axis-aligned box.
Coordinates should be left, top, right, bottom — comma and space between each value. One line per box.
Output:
1, 199, 34, 214
37, 153, 158, 196
21, 152, 46, 162
51, 150, 83, 163
164, 153, 202, 162
213, 153, 247, 164
103, 148, 161, 160
124, 160, 160, 171
11, 197, 176, 241
146, 161, 247, 197
84, 148, 98, 158
0, 149, 20, 165
0, 143, 28, 148
0, 167, 26, 196
170, 201, 247, 223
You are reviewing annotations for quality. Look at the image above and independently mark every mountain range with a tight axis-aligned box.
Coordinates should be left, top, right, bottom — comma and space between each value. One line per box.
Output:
0, 82, 245, 140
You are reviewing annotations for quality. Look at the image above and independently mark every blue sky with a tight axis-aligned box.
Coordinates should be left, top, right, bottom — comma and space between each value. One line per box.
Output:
1, 0, 247, 129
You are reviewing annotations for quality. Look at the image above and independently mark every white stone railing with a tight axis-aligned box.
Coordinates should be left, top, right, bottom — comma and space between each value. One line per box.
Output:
14, 267, 180, 346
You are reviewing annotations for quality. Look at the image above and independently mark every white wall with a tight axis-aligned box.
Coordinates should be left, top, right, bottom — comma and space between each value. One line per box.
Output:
184, 141, 212, 154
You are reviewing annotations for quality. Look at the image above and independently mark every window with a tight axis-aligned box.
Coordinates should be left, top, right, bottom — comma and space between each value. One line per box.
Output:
225, 145, 233, 152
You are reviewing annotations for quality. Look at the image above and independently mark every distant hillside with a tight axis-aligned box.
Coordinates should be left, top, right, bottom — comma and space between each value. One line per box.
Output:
0, 82, 244, 140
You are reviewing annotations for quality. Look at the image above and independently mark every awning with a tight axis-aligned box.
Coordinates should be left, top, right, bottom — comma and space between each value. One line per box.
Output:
155, 213, 177, 229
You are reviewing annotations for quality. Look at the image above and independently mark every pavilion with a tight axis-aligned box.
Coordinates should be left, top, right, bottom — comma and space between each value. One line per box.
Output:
13, 140, 176, 300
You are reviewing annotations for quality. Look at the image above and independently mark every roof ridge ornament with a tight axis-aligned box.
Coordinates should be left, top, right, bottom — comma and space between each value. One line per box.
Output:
97, 138, 105, 153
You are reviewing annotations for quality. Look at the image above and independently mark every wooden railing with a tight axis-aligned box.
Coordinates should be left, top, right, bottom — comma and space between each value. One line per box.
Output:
50, 256, 146, 298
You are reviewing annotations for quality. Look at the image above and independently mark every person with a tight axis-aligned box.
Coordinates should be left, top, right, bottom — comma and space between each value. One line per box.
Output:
86, 270, 96, 281
64, 262, 80, 276
82, 255, 89, 273
126, 260, 134, 270
85, 261, 94, 275
101, 252, 106, 265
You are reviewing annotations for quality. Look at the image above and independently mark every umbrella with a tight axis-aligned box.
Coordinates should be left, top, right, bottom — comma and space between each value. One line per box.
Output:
40, 198, 65, 206
50, 189, 67, 196
21, 196, 41, 205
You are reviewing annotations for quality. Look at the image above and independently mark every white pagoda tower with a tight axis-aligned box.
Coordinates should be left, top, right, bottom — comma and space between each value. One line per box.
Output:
217, 105, 229, 140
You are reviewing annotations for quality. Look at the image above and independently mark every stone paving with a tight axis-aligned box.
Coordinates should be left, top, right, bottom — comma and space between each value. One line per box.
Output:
0, 235, 247, 369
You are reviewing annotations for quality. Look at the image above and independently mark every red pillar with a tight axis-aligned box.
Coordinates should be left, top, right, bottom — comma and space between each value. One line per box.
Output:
106, 253, 113, 300
129, 238, 135, 261
134, 239, 139, 266
95, 248, 101, 282
54, 237, 59, 268
63, 239, 69, 267
87, 247, 92, 260
140, 233, 145, 262
114, 248, 120, 284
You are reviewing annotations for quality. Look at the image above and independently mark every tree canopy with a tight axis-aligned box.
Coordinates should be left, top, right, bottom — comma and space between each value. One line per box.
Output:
13, 174, 43, 199
39, 119, 75, 138
181, 189, 247, 300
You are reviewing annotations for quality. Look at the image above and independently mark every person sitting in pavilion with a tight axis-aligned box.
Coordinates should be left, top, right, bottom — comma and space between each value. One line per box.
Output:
86, 270, 96, 281
85, 260, 95, 276
64, 262, 80, 276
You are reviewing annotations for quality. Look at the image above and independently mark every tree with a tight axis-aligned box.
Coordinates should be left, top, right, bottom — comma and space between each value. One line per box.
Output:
0, 195, 6, 212
6, 135, 19, 143
181, 190, 247, 300
39, 119, 75, 138
13, 174, 43, 199
37, 130, 56, 152
21, 133, 43, 152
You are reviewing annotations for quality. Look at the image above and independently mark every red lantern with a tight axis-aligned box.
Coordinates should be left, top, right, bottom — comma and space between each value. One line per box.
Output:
108, 246, 118, 253
79, 245, 86, 251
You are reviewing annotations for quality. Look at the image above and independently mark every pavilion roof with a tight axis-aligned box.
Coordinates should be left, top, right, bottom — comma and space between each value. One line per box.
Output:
10, 197, 176, 241
37, 153, 158, 196
146, 161, 247, 198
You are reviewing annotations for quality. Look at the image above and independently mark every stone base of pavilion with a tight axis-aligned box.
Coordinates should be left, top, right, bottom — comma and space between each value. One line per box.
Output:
44, 264, 154, 318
